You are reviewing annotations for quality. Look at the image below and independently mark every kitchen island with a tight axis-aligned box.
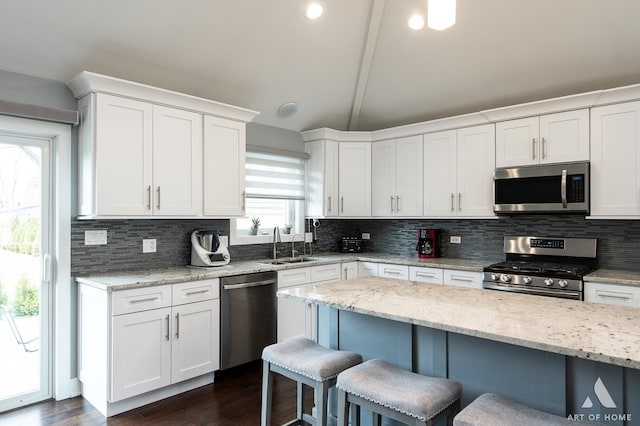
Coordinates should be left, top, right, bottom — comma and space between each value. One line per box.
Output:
278, 277, 639, 425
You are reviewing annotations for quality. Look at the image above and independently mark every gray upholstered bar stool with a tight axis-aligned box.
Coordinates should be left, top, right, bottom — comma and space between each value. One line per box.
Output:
261, 337, 363, 426
453, 393, 603, 426
336, 359, 462, 426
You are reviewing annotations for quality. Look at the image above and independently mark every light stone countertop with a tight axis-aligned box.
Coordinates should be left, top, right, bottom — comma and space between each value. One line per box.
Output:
74, 254, 493, 291
278, 276, 640, 370
584, 269, 640, 287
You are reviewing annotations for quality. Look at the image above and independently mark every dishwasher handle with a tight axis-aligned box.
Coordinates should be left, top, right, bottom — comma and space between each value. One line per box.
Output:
223, 279, 277, 291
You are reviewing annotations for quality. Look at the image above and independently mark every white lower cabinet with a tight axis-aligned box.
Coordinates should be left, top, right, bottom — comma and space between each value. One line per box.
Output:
342, 261, 359, 280
443, 269, 483, 289
358, 261, 379, 277
378, 263, 410, 280
585, 282, 640, 308
78, 279, 220, 416
409, 266, 444, 284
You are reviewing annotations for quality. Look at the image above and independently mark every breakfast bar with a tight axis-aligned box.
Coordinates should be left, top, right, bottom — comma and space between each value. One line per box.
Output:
278, 277, 640, 425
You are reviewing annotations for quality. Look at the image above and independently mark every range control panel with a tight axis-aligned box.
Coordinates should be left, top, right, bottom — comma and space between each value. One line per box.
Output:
530, 238, 565, 249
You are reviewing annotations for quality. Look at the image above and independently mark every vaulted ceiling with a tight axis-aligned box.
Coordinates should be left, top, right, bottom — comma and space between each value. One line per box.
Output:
1, 0, 640, 132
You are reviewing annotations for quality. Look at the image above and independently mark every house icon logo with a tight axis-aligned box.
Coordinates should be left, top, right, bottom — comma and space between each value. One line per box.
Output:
582, 377, 617, 409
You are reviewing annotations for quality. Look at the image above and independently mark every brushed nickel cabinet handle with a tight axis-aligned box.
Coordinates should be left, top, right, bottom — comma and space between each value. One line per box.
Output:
458, 193, 462, 211
391, 195, 394, 212
175, 313, 180, 339
532, 138, 537, 160
341, 197, 344, 213
147, 185, 151, 210
327, 195, 332, 212
156, 186, 161, 209
542, 137, 547, 159
396, 196, 400, 212
451, 193, 455, 211
165, 314, 170, 341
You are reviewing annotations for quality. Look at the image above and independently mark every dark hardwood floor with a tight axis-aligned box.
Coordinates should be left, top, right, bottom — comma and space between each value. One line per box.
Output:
0, 362, 311, 425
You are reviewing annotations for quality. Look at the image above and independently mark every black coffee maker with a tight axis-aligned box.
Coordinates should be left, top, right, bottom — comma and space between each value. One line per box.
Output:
416, 229, 440, 258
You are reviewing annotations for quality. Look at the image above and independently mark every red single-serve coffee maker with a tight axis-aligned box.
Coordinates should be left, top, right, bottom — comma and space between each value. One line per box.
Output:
416, 228, 440, 258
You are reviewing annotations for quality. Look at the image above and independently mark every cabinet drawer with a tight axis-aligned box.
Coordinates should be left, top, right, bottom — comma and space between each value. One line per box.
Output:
443, 270, 482, 289
112, 285, 172, 315
378, 264, 409, 280
585, 282, 640, 308
172, 279, 220, 306
311, 264, 341, 283
409, 267, 444, 284
278, 268, 311, 289
358, 262, 378, 277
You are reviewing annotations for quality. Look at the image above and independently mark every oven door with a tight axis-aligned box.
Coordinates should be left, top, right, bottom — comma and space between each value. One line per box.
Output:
483, 282, 582, 300
494, 162, 589, 214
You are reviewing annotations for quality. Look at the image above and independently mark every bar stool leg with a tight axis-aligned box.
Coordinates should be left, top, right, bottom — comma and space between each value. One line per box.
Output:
372, 412, 382, 426
337, 388, 348, 426
261, 360, 273, 426
296, 381, 304, 422
315, 381, 330, 426
351, 403, 360, 426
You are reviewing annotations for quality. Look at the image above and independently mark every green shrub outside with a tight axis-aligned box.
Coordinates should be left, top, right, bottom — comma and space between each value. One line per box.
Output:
13, 276, 39, 316
0, 279, 7, 318
1, 216, 40, 256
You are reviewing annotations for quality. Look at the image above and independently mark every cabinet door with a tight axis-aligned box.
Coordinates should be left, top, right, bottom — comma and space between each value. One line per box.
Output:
203, 115, 246, 216
277, 298, 307, 342
277, 268, 311, 288
342, 262, 358, 280
372, 140, 397, 216
395, 135, 424, 216
423, 130, 457, 217
585, 282, 640, 308
311, 263, 341, 283
172, 300, 220, 383
456, 124, 495, 217
590, 101, 640, 216
111, 307, 172, 401
539, 109, 589, 164
95, 93, 153, 215
378, 264, 409, 280
152, 106, 203, 216
358, 262, 378, 277
443, 270, 483, 289
409, 266, 443, 284
325, 141, 340, 217
305, 141, 325, 217
495, 116, 539, 168
339, 142, 371, 216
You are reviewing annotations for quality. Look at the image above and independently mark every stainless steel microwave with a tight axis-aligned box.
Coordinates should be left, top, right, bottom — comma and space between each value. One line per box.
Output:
494, 162, 589, 214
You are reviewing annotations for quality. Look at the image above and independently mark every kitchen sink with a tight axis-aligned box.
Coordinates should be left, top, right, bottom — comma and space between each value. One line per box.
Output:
260, 257, 320, 265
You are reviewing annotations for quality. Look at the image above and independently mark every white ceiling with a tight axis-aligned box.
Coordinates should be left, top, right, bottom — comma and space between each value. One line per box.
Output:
1, 0, 640, 132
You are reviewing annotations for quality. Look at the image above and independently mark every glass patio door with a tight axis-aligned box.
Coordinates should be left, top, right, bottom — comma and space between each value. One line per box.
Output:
0, 133, 51, 412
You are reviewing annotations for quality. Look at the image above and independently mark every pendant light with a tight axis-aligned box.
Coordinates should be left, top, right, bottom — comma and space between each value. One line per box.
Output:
427, 0, 456, 31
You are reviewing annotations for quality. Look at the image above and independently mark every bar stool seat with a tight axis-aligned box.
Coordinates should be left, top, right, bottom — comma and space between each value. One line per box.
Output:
337, 359, 462, 426
453, 393, 603, 426
261, 337, 363, 426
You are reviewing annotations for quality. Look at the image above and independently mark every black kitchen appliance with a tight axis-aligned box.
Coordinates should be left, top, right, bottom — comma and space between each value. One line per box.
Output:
483, 236, 597, 300
341, 237, 363, 253
416, 228, 440, 258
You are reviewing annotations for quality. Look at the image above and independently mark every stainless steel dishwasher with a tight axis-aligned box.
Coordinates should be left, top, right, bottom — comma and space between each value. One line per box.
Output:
220, 271, 277, 370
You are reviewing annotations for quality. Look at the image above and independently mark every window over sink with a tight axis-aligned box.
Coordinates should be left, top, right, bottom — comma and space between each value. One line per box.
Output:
230, 150, 305, 245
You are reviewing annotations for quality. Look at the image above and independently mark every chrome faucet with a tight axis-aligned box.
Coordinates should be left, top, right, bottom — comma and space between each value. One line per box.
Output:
291, 233, 305, 258
273, 226, 281, 259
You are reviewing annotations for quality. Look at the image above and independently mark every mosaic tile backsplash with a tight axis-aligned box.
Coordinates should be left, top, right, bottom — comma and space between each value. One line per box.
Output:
71, 215, 640, 276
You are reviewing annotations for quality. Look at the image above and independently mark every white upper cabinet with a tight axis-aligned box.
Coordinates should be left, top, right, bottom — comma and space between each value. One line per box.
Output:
305, 140, 339, 217
70, 71, 258, 219
80, 94, 202, 217
590, 101, 640, 217
424, 125, 495, 218
153, 105, 203, 216
339, 142, 372, 216
495, 109, 589, 168
372, 135, 423, 217
203, 115, 247, 216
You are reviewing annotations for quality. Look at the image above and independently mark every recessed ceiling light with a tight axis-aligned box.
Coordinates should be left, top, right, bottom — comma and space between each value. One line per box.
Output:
428, 0, 456, 30
278, 102, 298, 118
408, 14, 425, 30
306, 2, 323, 20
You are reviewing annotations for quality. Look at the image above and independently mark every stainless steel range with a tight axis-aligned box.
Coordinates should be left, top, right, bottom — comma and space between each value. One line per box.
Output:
483, 236, 597, 300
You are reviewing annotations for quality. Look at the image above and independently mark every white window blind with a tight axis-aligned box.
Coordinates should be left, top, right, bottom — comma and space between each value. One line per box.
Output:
245, 151, 305, 200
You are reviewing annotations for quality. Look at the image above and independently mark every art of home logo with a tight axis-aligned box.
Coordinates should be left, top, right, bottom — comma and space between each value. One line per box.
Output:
567, 377, 632, 423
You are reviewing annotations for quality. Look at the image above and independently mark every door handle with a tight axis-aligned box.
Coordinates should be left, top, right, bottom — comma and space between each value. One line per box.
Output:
223, 279, 277, 290
42, 253, 51, 284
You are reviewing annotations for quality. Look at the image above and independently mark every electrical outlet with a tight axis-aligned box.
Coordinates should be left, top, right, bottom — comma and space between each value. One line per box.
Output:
362, 233, 370, 240
143, 239, 157, 253
85, 230, 107, 245
450, 236, 461, 244
304, 232, 313, 243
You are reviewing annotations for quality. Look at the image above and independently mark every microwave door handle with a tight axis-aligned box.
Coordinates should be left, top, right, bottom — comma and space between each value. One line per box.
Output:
561, 169, 568, 208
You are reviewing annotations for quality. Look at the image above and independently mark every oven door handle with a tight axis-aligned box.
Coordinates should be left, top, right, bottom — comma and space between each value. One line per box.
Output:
561, 169, 568, 208
483, 282, 581, 300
